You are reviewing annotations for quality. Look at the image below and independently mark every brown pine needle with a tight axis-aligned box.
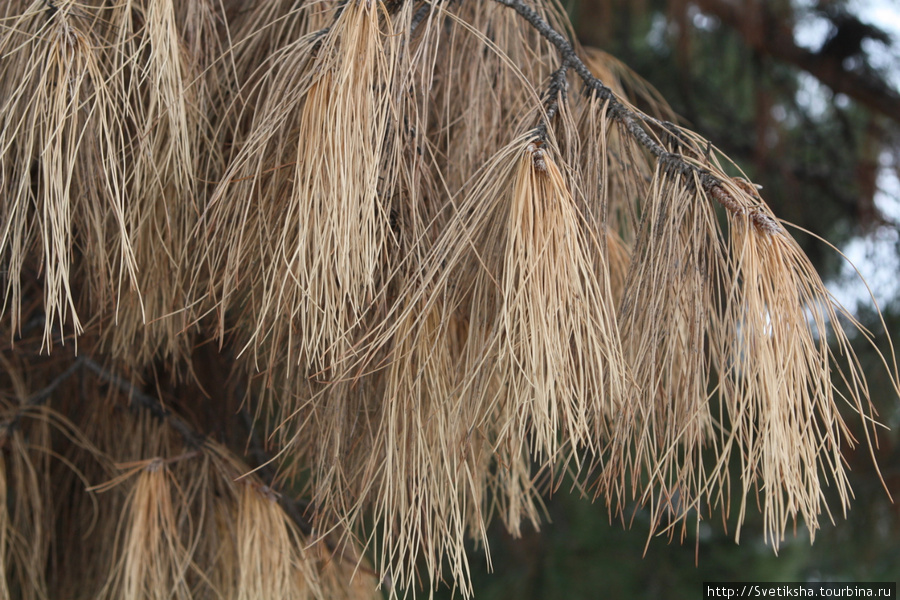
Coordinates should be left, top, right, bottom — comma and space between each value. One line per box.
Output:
0, 0, 896, 597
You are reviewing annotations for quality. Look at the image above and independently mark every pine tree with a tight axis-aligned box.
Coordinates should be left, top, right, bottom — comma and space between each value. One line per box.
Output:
0, 0, 895, 598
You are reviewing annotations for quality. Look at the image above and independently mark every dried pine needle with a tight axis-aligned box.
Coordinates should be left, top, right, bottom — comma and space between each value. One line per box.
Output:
714, 205, 877, 547
0, 4, 137, 349
98, 461, 194, 600
0, 0, 897, 597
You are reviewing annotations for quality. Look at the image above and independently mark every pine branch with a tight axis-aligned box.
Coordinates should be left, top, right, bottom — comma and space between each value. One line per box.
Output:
0, 356, 84, 441
492, 0, 780, 234
534, 63, 569, 139
82, 357, 204, 447
80, 358, 319, 537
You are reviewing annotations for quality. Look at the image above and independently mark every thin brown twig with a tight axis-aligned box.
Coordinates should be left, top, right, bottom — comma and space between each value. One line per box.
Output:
0, 356, 84, 441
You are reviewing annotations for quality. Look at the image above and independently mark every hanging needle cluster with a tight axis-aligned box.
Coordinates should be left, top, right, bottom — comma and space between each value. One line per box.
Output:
0, 0, 896, 598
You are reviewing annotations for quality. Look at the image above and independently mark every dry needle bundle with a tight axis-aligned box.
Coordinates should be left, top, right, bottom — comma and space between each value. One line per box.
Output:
0, 0, 897, 598
206, 0, 408, 376
0, 2, 136, 348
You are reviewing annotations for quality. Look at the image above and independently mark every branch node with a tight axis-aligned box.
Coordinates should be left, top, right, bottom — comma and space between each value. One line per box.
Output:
526, 141, 548, 173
